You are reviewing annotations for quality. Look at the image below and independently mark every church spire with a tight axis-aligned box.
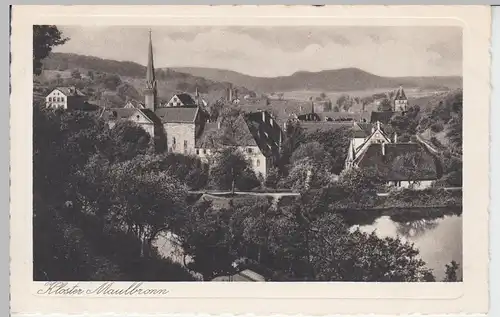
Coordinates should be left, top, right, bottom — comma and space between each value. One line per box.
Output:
144, 29, 157, 111
146, 29, 155, 85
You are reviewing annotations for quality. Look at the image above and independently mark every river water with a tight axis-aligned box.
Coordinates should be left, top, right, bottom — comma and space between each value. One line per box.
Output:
353, 211, 463, 281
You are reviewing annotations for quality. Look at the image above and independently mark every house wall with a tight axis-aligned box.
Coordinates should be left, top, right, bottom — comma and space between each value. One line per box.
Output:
195, 145, 270, 179
165, 123, 196, 155
128, 111, 155, 137
240, 146, 268, 179
45, 90, 67, 109
353, 137, 365, 151
394, 100, 408, 111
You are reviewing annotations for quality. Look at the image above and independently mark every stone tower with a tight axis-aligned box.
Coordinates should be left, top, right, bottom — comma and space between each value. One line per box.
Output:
393, 85, 408, 112
144, 30, 157, 111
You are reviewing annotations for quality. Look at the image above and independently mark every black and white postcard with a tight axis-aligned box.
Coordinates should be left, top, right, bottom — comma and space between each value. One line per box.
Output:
10, 5, 491, 315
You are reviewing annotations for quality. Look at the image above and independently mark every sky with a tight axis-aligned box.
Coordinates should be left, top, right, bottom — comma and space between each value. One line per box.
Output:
54, 25, 462, 78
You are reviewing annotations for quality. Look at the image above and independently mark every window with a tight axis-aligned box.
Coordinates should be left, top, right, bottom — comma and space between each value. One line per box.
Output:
136, 115, 140, 119
203, 149, 207, 154
176, 102, 180, 106
247, 148, 253, 153
173, 137, 176, 144
184, 140, 188, 148
196, 149, 199, 155
256, 159, 260, 167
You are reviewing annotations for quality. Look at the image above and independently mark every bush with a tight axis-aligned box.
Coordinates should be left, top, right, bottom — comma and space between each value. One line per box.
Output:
430, 121, 444, 133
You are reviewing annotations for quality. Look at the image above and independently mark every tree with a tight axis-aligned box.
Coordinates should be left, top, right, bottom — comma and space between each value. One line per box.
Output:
33, 25, 69, 76
209, 147, 251, 194
337, 167, 385, 202
71, 69, 82, 79
320, 92, 327, 99
378, 98, 393, 111
102, 120, 151, 163
102, 74, 122, 91
322, 99, 333, 112
178, 201, 239, 280
393, 151, 434, 188
305, 126, 353, 174
443, 260, 460, 282
290, 142, 332, 167
337, 94, 354, 112
309, 214, 433, 281
264, 167, 281, 189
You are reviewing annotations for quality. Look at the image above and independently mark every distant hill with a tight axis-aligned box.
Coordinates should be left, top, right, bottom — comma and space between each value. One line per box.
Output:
173, 67, 462, 93
40, 52, 254, 106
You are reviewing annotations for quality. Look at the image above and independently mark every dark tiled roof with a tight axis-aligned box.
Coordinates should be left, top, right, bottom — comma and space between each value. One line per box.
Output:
394, 86, 407, 100
103, 108, 137, 121
195, 122, 219, 148
175, 93, 197, 105
140, 109, 162, 125
301, 121, 355, 134
319, 111, 371, 122
356, 143, 440, 181
155, 107, 199, 123
370, 111, 395, 124
196, 111, 282, 158
55, 86, 86, 97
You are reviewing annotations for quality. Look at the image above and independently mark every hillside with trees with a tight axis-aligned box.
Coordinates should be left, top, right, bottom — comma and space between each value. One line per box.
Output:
173, 66, 462, 93
36, 52, 255, 108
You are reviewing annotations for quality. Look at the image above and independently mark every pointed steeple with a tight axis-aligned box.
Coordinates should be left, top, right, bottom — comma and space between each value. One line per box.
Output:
146, 29, 155, 87
144, 29, 157, 111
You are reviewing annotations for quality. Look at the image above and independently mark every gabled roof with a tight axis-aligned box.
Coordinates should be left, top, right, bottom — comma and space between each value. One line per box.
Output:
140, 108, 162, 125
103, 107, 159, 124
124, 100, 145, 109
155, 106, 199, 123
54, 86, 86, 97
103, 108, 138, 121
173, 93, 197, 105
195, 111, 282, 158
394, 86, 407, 100
356, 143, 440, 181
370, 111, 394, 124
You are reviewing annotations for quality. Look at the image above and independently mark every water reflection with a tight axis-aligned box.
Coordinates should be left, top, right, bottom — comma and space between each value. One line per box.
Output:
396, 219, 439, 238
353, 211, 462, 281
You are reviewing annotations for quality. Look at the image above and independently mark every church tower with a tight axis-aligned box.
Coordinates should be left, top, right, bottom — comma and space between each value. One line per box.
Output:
144, 30, 157, 111
393, 85, 408, 112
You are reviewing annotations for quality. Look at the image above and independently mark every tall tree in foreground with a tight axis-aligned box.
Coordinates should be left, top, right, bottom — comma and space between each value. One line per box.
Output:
210, 147, 252, 194
33, 25, 69, 76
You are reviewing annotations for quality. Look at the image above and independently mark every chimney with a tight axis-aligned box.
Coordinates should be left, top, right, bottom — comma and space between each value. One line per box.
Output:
376, 121, 381, 130
229, 85, 233, 102
382, 143, 386, 156
262, 110, 265, 123
217, 119, 222, 130
393, 132, 398, 143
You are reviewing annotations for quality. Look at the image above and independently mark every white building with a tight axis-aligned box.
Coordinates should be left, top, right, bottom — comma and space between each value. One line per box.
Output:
45, 86, 87, 110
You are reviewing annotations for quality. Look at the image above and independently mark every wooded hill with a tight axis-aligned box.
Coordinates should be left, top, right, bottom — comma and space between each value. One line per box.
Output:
173, 66, 463, 93
37, 52, 255, 107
